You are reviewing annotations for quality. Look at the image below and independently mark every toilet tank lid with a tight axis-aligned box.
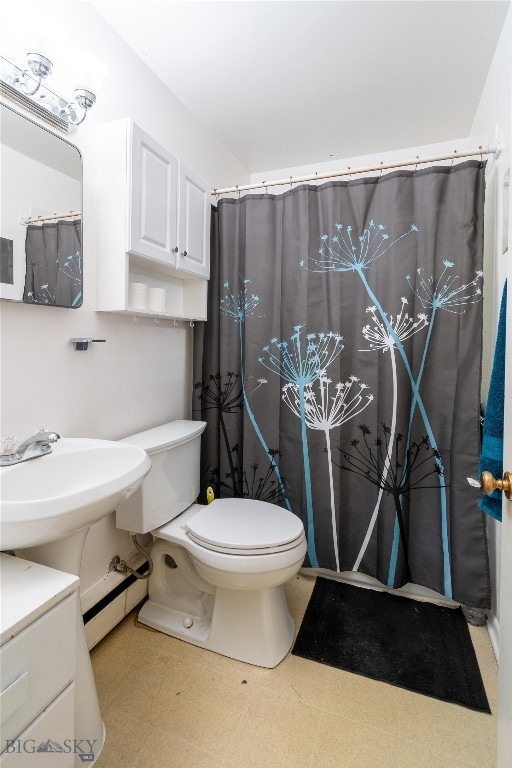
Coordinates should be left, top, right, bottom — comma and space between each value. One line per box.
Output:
119, 420, 206, 454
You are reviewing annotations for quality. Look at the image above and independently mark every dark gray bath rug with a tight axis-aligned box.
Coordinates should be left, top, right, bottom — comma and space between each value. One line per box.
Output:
292, 578, 490, 712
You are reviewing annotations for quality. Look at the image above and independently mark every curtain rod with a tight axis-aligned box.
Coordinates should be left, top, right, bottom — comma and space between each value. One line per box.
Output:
21, 210, 81, 226
213, 144, 498, 197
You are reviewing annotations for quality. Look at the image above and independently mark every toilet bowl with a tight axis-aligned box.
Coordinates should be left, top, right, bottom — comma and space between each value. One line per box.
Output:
116, 421, 306, 667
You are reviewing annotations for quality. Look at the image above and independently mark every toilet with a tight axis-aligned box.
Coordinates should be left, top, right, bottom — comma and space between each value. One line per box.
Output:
116, 420, 307, 667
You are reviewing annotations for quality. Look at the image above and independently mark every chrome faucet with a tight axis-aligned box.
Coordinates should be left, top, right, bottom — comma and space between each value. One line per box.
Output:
0, 430, 60, 466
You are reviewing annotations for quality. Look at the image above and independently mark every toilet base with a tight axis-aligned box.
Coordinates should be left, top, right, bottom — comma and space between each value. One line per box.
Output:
138, 584, 295, 668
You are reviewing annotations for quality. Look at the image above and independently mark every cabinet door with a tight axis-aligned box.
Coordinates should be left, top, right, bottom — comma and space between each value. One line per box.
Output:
129, 124, 179, 264
177, 163, 211, 278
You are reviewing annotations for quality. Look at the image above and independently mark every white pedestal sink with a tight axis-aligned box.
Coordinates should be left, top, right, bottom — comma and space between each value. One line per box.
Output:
0, 438, 151, 766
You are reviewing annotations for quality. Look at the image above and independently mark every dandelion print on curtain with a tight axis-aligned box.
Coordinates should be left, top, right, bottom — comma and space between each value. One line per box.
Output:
193, 161, 490, 609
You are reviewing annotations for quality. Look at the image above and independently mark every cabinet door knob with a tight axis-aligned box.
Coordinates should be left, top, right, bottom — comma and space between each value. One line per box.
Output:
172, 246, 178, 253
182, 250, 188, 258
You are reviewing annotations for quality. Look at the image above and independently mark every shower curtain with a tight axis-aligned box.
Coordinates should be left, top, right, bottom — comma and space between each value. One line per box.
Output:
23, 219, 82, 307
193, 161, 490, 609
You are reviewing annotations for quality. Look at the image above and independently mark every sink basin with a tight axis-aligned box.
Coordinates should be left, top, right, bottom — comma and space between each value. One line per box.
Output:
0, 437, 151, 550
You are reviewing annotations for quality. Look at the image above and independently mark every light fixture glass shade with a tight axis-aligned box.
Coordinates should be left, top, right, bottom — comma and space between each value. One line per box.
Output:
71, 50, 107, 94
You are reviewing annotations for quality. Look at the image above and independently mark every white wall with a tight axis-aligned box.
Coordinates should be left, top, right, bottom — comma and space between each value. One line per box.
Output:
470, 7, 512, 661
250, 135, 477, 189
0, 1, 250, 603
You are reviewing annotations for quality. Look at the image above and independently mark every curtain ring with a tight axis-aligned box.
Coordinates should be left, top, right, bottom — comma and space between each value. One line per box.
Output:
154, 317, 159, 324
174, 319, 179, 326
414, 156, 420, 172
289, 176, 293, 190
479, 146, 484, 164
379, 162, 384, 178
348, 167, 352, 181
133, 315, 138, 322
190, 320, 195, 327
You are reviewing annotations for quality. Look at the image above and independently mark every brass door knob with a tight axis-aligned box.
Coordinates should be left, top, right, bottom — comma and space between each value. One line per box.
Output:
480, 471, 512, 501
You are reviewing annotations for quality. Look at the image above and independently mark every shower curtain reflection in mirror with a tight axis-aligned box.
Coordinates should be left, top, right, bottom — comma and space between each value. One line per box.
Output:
23, 219, 82, 307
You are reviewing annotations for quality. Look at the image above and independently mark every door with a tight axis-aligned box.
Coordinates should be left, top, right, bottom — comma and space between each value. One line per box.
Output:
177, 162, 210, 278
497, 163, 511, 767
129, 122, 179, 264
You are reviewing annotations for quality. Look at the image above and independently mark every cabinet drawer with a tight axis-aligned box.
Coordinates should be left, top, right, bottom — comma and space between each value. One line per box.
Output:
0, 684, 75, 766
0, 594, 76, 752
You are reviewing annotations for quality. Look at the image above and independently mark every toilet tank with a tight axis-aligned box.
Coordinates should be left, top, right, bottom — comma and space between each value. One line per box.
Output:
115, 421, 207, 533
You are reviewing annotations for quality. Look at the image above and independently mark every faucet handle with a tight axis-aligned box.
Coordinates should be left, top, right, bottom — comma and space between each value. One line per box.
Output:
35, 429, 60, 443
0, 436, 17, 456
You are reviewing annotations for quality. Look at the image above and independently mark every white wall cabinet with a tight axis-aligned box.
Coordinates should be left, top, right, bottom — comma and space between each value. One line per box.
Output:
96, 119, 211, 321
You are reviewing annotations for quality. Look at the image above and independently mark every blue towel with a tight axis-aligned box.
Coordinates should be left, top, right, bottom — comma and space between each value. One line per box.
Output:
478, 280, 507, 521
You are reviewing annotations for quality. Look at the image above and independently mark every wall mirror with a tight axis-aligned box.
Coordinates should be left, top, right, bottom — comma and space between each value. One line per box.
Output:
0, 102, 82, 307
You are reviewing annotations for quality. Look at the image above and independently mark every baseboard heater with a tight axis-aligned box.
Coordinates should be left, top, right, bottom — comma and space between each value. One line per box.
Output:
83, 563, 149, 650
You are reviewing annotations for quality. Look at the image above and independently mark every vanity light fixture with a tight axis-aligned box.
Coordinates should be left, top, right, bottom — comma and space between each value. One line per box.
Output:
0, 52, 97, 131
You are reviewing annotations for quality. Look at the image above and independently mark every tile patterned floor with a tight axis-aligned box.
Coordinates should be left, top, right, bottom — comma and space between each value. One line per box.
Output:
91, 574, 498, 768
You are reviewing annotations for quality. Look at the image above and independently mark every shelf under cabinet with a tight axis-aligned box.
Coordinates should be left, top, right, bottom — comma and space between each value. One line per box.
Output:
128, 260, 207, 320
97, 307, 206, 322
96, 253, 208, 321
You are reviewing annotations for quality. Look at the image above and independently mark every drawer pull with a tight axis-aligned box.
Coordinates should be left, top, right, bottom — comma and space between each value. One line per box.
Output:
0, 671, 29, 723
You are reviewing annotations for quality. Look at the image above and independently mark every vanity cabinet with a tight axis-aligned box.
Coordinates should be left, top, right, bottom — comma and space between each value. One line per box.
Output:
0, 554, 79, 766
95, 119, 211, 321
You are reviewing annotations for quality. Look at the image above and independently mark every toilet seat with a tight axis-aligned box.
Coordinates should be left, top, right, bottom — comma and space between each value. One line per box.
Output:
185, 498, 305, 555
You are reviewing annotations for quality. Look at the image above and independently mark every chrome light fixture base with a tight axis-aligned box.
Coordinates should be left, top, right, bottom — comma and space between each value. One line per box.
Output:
68, 87, 96, 125
27, 52, 52, 78
0, 53, 96, 131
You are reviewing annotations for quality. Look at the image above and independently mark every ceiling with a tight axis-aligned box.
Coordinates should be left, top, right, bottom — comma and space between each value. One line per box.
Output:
91, 1, 510, 174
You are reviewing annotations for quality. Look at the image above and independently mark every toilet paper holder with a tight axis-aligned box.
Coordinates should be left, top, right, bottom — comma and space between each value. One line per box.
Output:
70, 338, 106, 351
